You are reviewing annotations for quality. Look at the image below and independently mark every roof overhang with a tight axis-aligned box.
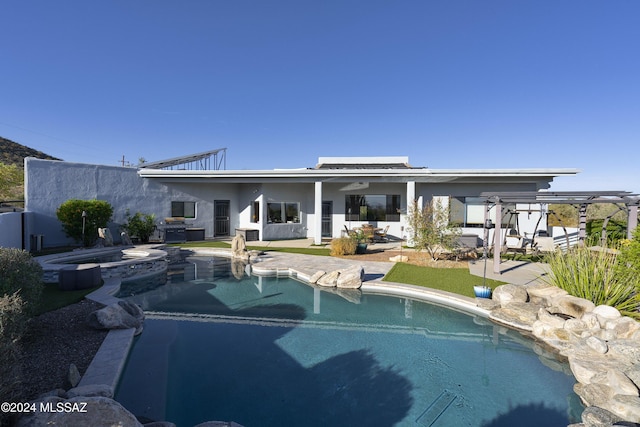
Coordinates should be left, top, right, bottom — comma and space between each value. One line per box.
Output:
137, 167, 580, 184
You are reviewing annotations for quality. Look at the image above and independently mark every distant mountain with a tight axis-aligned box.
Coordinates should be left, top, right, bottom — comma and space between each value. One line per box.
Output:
0, 136, 61, 167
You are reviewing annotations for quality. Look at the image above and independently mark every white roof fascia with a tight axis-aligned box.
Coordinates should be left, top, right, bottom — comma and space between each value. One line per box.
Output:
138, 168, 580, 179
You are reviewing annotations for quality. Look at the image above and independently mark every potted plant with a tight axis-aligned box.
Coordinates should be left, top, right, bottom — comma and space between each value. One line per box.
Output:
121, 210, 156, 243
473, 285, 492, 298
353, 229, 368, 254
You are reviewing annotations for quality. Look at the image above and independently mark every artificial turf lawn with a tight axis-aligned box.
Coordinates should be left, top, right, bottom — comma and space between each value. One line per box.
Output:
383, 262, 506, 298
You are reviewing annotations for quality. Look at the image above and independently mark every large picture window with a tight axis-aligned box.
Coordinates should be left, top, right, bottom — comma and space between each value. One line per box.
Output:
450, 197, 514, 227
171, 201, 196, 218
267, 202, 300, 223
345, 195, 401, 222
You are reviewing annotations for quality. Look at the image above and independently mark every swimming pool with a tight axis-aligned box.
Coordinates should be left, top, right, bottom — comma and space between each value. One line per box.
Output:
115, 256, 583, 426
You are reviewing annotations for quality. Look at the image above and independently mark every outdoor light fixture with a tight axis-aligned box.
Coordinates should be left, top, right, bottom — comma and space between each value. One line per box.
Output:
82, 210, 87, 246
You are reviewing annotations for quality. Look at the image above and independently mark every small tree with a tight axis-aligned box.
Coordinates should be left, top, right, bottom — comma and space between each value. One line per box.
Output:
406, 199, 461, 261
56, 199, 114, 246
121, 210, 156, 243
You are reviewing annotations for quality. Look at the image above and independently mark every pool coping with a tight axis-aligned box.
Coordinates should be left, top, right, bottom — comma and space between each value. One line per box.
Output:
78, 249, 491, 398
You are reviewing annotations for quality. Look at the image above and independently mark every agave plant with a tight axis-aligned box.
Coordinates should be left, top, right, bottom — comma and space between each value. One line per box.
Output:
543, 245, 640, 319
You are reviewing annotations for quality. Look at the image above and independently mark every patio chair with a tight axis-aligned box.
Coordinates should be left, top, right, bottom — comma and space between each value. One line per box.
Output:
374, 225, 390, 242
343, 225, 356, 238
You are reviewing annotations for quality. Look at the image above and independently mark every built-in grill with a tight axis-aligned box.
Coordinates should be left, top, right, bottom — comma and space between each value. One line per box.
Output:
161, 217, 187, 243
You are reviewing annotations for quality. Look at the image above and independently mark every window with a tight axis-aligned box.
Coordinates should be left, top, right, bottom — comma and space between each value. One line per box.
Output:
345, 195, 401, 222
267, 202, 300, 223
450, 197, 514, 227
171, 201, 196, 218
251, 201, 260, 223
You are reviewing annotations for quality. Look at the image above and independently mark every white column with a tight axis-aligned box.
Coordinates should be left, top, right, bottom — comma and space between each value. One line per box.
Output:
314, 181, 323, 245
406, 181, 416, 246
406, 181, 416, 207
493, 198, 502, 275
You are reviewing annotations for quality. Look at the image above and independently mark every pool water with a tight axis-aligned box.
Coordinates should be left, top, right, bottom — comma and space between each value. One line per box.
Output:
115, 257, 583, 427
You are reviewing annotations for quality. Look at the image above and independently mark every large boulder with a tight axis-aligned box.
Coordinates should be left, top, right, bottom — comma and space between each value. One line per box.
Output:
87, 301, 145, 335
549, 295, 596, 319
526, 283, 568, 306
336, 265, 364, 289
317, 270, 340, 287
492, 284, 528, 307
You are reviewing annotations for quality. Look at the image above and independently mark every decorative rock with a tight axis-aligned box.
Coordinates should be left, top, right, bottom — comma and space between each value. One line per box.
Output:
593, 304, 622, 321
537, 308, 567, 328
549, 295, 596, 319
316, 270, 340, 287
581, 405, 622, 427
231, 235, 248, 260
475, 298, 500, 310
608, 340, 640, 365
565, 318, 591, 337
489, 301, 541, 331
581, 312, 602, 330
389, 255, 408, 262
336, 265, 364, 289
608, 317, 640, 339
526, 283, 568, 306
607, 395, 640, 423
586, 336, 608, 354
87, 300, 145, 335
16, 396, 143, 427
569, 355, 608, 385
68, 363, 81, 388
492, 284, 528, 307
574, 382, 613, 407
98, 228, 114, 246
309, 270, 326, 284
606, 370, 639, 397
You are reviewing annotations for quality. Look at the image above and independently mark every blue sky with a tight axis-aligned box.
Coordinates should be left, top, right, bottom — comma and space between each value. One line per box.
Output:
1, 1, 639, 193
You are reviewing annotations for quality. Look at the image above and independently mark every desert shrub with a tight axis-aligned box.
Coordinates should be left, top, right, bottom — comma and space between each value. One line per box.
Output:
586, 218, 627, 245
0, 248, 43, 315
330, 237, 357, 256
0, 292, 25, 411
56, 199, 113, 246
543, 246, 640, 319
616, 226, 640, 279
121, 210, 156, 243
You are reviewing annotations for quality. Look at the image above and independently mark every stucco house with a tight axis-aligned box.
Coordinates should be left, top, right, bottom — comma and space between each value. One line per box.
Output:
20, 154, 579, 250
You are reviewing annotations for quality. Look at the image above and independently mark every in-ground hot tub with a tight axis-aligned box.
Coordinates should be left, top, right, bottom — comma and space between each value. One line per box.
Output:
38, 246, 170, 287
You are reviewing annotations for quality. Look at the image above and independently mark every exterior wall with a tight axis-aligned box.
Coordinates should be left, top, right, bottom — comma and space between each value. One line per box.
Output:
24, 159, 233, 247
0, 212, 23, 249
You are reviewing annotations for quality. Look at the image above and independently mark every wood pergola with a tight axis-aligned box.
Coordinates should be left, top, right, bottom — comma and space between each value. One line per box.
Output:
479, 191, 639, 274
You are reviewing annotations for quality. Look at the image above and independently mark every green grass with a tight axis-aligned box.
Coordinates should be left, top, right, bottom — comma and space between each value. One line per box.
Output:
383, 263, 506, 298
35, 283, 101, 315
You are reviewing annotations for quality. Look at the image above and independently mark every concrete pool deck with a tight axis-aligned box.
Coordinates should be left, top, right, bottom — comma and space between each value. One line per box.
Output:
79, 245, 548, 395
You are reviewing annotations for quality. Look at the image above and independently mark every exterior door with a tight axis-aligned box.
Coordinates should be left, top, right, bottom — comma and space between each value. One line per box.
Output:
322, 201, 332, 238
214, 200, 230, 237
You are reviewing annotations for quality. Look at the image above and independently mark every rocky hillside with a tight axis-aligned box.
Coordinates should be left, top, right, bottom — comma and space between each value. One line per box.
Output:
0, 136, 60, 167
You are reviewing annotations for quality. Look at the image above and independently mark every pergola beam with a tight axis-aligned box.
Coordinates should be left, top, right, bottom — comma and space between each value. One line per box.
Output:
480, 191, 639, 274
